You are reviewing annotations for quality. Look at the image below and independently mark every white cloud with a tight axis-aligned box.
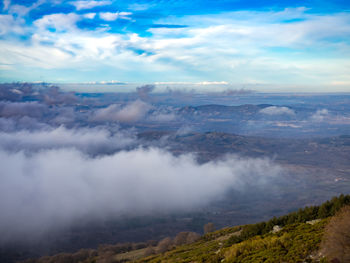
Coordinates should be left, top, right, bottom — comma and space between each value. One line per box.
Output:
8, 0, 45, 16
0, 14, 25, 36
149, 112, 177, 122
3, 0, 10, 10
275, 122, 301, 128
70, 0, 112, 10
34, 13, 80, 32
83, 12, 96, 19
0, 126, 136, 155
260, 106, 295, 115
0, 101, 47, 118
0, 40, 74, 69
128, 3, 153, 11
0, 146, 282, 242
1, 8, 350, 87
310, 109, 329, 122
99, 11, 132, 21
92, 100, 152, 123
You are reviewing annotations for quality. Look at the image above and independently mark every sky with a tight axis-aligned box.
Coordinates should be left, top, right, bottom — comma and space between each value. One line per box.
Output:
0, 0, 350, 91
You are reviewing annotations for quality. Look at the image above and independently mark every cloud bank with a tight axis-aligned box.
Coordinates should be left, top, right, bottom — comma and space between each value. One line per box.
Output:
0, 126, 136, 155
260, 106, 295, 116
0, 101, 47, 118
92, 100, 153, 123
0, 144, 282, 244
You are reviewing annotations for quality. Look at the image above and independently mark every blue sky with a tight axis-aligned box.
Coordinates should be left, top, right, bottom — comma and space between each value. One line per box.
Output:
0, 0, 350, 91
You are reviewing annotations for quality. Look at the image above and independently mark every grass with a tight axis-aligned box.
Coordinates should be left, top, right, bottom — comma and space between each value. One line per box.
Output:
224, 220, 328, 263
133, 220, 327, 263
113, 248, 148, 261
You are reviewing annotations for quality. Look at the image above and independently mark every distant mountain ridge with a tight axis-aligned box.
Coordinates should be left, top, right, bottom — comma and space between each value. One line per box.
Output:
179, 104, 274, 117
138, 131, 350, 170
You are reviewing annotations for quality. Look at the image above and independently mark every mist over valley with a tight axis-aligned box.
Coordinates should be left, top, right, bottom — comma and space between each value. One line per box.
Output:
0, 83, 349, 262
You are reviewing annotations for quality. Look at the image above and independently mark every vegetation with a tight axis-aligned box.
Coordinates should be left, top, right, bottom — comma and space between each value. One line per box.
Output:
203, 222, 215, 234
225, 194, 350, 247
224, 220, 327, 263
321, 205, 350, 262
23, 194, 350, 263
133, 220, 328, 263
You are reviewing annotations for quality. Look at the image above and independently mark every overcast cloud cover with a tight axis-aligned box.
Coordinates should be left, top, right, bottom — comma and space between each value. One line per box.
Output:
0, 0, 350, 90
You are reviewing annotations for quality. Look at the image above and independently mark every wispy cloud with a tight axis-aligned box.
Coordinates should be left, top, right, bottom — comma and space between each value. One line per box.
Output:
34, 13, 80, 32
7, 0, 46, 16
0, 14, 25, 36
0, 126, 136, 155
0, 2, 349, 90
70, 0, 112, 11
99, 11, 132, 21
2, 0, 10, 11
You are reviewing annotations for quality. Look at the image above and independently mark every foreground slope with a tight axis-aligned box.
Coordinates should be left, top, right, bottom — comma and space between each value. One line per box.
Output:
24, 194, 350, 263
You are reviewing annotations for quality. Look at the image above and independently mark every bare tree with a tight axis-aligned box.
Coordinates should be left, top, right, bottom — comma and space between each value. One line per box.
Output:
174, 232, 189, 246
157, 237, 173, 253
96, 251, 115, 263
204, 222, 215, 234
143, 246, 156, 257
321, 205, 350, 262
186, 232, 201, 243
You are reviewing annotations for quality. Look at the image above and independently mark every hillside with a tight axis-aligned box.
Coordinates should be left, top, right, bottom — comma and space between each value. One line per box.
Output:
23, 194, 350, 263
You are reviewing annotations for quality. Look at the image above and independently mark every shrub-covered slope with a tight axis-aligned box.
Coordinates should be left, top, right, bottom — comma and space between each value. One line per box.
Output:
24, 194, 350, 263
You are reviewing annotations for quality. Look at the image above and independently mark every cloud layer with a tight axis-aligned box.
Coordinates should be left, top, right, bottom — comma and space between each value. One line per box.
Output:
0, 83, 348, 247
0, 126, 136, 155
92, 100, 152, 123
0, 146, 282, 243
0, 1, 349, 89
0, 84, 287, 244
260, 106, 295, 116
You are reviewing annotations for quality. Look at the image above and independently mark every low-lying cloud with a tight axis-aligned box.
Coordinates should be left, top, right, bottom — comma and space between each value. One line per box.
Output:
0, 144, 282, 244
260, 106, 295, 116
137, 84, 155, 101
0, 101, 47, 118
0, 126, 136, 155
0, 116, 50, 132
310, 109, 329, 122
0, 83, 78, 105
92, 100, 152, 123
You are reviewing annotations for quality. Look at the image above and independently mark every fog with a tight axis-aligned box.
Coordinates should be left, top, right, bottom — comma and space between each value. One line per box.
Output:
0, 101, 47, 118
136, 84, 155, 101
0, 126, 137, 155
0, 142, 282, 244
91, 100, 152, 123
